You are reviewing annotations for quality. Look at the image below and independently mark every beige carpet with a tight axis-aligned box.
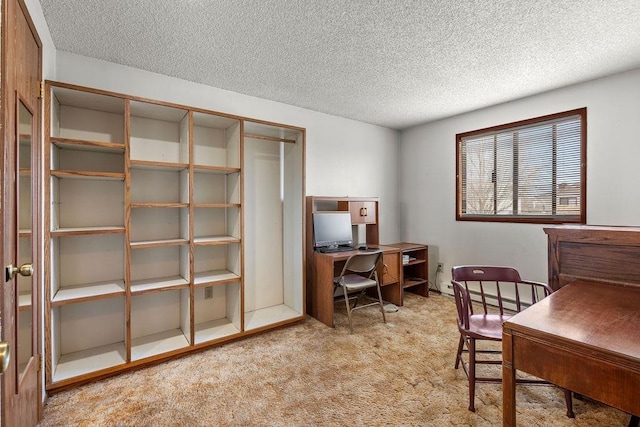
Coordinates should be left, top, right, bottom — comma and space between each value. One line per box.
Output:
40, 292, 630, 426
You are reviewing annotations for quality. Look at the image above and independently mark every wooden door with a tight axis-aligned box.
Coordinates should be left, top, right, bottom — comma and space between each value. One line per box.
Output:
1, 0, 42, 424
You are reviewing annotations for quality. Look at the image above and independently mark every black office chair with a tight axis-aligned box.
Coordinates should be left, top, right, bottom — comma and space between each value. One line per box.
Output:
333, 250, 386, 333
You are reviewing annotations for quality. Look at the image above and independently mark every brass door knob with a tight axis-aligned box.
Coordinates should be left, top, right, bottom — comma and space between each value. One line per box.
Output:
0, 342, 10, 374
5, 263, 33, 281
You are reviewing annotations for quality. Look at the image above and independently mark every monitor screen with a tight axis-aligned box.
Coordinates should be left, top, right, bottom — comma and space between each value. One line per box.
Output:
312, 212, 353, 248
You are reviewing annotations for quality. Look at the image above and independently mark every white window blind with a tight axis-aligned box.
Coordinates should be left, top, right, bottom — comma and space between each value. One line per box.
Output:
456, 108, 586, 223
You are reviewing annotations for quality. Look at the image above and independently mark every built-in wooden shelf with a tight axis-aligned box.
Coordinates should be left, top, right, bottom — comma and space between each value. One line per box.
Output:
130, 202, 189, 209
51, 226, 125, 236
53, 342, 126, 383
193, 203, 240, 209
129, 276, 190, 295
131, 329, 190, 361
193, 165, 240, 174
194, 269, 241, 287
129, 160, 189, 171
244, 304, 301, 331
193, 236, 240, 245
51, 280, 126, 306
194, 319, 240, 344
129, 238, 189, 249
51, 170, 125, 181
51, 137, 125, 153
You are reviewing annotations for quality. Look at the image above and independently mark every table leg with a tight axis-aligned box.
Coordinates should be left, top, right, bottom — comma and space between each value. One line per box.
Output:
502, 331, 516, 427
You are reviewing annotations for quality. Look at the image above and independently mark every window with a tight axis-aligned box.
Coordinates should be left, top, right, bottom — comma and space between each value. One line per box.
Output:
456, 108, 586, 224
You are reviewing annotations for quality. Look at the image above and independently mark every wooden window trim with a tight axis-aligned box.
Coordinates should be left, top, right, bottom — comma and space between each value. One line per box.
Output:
456, 108, 587, 224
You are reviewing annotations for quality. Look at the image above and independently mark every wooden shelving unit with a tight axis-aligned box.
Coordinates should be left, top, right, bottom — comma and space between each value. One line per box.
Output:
44, 81, 305, 391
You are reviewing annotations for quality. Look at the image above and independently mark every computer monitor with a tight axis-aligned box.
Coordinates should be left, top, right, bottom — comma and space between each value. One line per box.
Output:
312, 212, 353, 249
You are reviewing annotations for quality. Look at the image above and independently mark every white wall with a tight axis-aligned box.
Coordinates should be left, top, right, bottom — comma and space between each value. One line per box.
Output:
399, 68, 640, 291
54, 51, 401, 244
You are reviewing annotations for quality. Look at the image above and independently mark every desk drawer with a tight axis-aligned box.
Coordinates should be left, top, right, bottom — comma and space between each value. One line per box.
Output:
512, 333, 640, 417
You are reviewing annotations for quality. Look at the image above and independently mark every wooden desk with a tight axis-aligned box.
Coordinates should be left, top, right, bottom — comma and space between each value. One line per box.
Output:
502, 280, 640, 426
309, 245, 400, 327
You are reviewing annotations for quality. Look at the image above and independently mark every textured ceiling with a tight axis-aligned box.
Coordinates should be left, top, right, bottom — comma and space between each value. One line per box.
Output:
38, 0, 640, 130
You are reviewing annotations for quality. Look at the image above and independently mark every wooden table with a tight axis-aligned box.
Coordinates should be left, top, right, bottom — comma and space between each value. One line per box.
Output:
502, 280, 640, 426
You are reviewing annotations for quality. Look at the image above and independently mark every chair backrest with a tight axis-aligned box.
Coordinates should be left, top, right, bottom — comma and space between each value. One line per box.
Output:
451, 265, 553, 331
452, 265, 522, 283
339, 250, 382, 277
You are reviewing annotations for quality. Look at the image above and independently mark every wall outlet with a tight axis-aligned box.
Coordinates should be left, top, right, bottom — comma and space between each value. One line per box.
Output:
437, 262, 444, 273
204, 286, 213, 300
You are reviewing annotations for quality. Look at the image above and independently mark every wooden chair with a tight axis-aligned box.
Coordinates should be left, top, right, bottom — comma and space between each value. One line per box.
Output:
451, 265, 574, 416
333, 250, 386, 333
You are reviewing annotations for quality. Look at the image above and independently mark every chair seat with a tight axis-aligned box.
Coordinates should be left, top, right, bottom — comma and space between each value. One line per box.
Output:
467, 314, 513, 340
335, 274, 377, 290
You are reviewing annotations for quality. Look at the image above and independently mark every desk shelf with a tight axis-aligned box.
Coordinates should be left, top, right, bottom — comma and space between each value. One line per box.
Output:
391, 243, 429, 301
402, 277, 427, 289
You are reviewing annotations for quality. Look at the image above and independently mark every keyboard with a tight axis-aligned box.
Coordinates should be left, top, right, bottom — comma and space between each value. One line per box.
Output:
316, 245, 355, 253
